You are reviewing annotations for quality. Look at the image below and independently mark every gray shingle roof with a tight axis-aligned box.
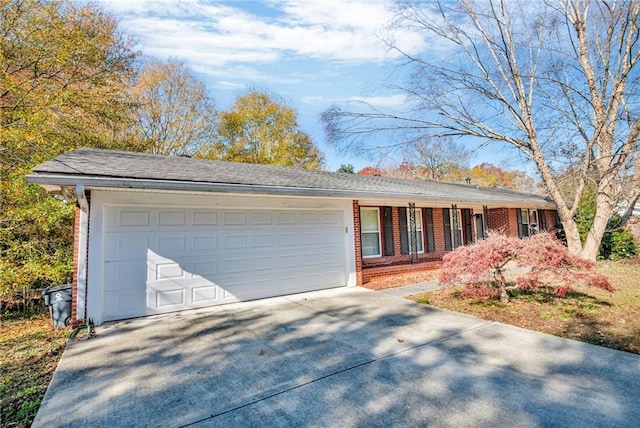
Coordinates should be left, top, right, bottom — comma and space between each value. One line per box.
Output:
28, 148, 555, 207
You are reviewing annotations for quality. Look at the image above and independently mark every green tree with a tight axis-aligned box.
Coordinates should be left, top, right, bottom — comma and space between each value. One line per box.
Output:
200, 91, 323, 169
0, 0, 136, 299
337, 164, 355, 173
130, 58, 217, 156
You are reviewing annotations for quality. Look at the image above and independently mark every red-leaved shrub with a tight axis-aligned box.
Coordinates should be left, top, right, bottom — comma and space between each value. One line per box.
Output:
438, 232, 613, 302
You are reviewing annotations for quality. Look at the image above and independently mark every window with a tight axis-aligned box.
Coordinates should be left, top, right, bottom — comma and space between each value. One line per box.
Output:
399, 207, 424, 254
444, 207, 463, 250
409, 209, 424, 253
360, 207, 381, 258
539, 209, 547, 231
517, 209, 538, 237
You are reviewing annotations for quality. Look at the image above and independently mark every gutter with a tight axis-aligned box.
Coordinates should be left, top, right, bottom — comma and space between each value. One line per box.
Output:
75, 185, 89, 322
26, 173, 557, 209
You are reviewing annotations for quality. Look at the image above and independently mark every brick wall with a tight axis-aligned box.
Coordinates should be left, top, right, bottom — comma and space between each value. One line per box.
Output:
352, 200, 363, 285
544, 209, 558, 232
433, 207, 446, 256
486, 208, 519, 237
357, 205, 449, 284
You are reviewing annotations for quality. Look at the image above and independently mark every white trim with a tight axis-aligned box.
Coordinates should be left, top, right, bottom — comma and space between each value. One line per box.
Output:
75, 185, 89, 321
360, 207, 382, 258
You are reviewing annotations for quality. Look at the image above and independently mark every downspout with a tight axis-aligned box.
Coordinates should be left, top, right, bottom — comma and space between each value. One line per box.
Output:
75, 185, 89, 322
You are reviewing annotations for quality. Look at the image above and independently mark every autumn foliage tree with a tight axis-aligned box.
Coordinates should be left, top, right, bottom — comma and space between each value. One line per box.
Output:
439, 232, 613, 303
0, 0, 136, 299
130, 58, 217, 156
200, 91, 323, 169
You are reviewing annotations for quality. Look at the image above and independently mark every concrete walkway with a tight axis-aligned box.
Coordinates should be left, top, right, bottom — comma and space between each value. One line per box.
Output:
376, 280, 440, 297
34, 287, 640, 427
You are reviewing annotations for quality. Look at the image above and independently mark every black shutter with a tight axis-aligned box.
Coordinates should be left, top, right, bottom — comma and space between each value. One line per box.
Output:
443, 208, 452, 251
383, 206, 394, 256
516, 208, 524, 238
462, 209, 473, 245
425, 208, 435, 252
539, 209, 547, 231
399, 208, 409, 254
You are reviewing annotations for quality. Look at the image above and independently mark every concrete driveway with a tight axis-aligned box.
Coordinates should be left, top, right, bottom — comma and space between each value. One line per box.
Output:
34, 287, 640, 427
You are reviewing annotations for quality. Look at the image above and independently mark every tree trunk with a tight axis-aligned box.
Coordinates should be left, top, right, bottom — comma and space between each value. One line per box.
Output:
581, 192, 614, 261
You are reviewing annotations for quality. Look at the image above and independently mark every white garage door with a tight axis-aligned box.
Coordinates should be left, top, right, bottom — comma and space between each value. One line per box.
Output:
102, 206, 347, 321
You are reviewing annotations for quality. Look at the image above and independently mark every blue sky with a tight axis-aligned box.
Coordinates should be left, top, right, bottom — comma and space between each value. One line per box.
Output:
98, 0, 527, 172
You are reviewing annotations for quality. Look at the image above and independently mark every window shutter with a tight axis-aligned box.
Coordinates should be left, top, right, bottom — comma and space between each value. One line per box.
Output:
516, 208, 524, 238
443, 208, 452, 251
425, 208, 435, 252
383, 206, 394, 256
399, 208, 409, 254
462, 209, 473, 245
539, 209, 547, 231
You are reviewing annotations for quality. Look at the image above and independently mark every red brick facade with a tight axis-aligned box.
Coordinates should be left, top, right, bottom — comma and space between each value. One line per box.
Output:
352, 200, 363, 285
486, 208, 520, 237
356, 205, 558, 284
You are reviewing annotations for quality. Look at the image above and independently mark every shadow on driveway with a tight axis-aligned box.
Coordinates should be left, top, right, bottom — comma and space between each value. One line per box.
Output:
33, 287, 640, 427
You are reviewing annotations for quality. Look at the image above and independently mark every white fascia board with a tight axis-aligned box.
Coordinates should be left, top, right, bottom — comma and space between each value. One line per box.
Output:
26, 173, 557, 209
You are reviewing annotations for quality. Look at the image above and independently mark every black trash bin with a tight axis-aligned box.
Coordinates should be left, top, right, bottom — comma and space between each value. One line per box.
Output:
42, 284, 72, 327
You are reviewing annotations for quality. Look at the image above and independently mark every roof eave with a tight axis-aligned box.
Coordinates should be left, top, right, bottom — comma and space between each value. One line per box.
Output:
26, 173, 556, 209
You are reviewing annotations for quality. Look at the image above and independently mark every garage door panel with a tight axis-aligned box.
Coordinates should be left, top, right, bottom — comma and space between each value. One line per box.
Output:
192, 210, 217, 226
102, 206, 348, 321
191, 259, 217, 277
157, 210, 186, 226
104, 289, 146, 321
193, 235, 218, 251
104, 261, 147, 291
153, 288, 185, 309
191, 284, 219, 304
223, 234, 247, 249
104, 234, 149, 261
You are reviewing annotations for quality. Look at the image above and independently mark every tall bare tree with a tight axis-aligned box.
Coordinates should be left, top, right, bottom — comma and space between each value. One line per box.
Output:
130, 58, 217, 156
401, 136, 471, 180
323, 0, 640, 261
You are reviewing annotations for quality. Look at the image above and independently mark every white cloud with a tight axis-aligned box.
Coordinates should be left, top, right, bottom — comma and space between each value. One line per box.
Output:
98, 0, 428, 79
302, 93, 408, 108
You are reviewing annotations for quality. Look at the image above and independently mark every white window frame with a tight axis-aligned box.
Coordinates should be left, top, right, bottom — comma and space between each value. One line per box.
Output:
408, 209, 424, 254
360, 207, 382, 258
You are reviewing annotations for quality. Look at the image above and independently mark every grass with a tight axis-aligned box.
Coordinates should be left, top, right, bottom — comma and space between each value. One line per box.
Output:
411, 259, 640, 354
0, 313, 69, 427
